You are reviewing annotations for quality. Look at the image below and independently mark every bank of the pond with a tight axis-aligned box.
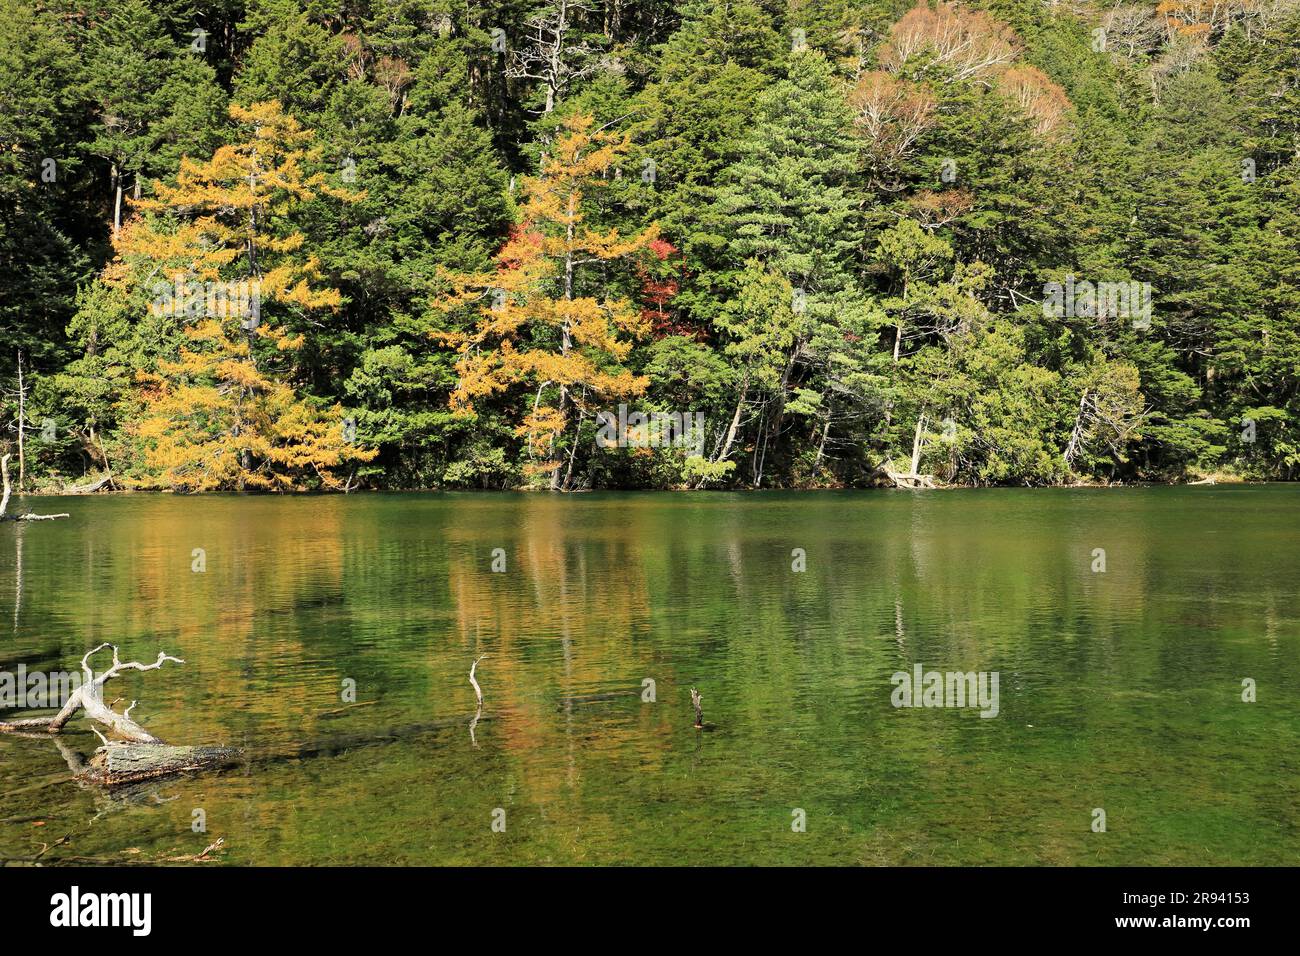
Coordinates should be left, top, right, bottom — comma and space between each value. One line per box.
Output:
8, 472, 1265, 496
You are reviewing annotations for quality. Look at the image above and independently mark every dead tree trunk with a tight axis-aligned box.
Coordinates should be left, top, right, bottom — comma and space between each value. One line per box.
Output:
910, 413, 925, 476
0, 643, 242, 786
82, 744, 243, 786
0, 453, 68, 520
468, 654, 486, 746
1063, 389, 1090, 469
45, 643, 184, 742
880, 413, 937, 488
16, 349, 25, 490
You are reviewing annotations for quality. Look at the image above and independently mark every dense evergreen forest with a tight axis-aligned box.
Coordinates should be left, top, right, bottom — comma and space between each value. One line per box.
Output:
2, 0, 1298, 491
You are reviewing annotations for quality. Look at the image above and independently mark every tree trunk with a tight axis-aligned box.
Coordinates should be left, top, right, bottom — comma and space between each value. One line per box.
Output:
16, 349, 25, 490
0, 454, 68, 519
89, 424, 114, 487
551, 193, 577, 491
909, 412, 926, 476
878, 412, 936, 488
813, 415, 831, 470
82, 744, 243, 787
1064, 389, 1090, 468
695, 383, 748, 488
716, 385, 747, 465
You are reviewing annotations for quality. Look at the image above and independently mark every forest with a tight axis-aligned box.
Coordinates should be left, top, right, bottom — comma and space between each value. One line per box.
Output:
1, 0, 1298, 492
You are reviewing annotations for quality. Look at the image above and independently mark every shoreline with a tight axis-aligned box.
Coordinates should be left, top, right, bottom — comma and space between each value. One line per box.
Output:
7, 477, 1271, 497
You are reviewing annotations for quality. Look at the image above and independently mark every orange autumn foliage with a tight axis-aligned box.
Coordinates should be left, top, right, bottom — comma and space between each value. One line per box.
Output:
432, 114, 659, 487
996, 65, 1071, 138
118, 100, 375, 491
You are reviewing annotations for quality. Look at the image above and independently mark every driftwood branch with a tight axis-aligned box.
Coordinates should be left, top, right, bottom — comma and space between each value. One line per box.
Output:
469, 655, 486, 747
881, 468, 937, 489
0, 454, 69, 520
41, 643, 185, 743
875, 414, 938, 488
1, 644, 241, 786
469, 655, 486, 707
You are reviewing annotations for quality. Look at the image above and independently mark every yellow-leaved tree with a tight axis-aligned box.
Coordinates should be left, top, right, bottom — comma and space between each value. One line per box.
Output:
432, 114, 659, 490
113, 100, 375, 491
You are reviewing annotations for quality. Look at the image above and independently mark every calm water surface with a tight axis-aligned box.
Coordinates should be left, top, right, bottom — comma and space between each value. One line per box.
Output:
1, 487, 1297, 865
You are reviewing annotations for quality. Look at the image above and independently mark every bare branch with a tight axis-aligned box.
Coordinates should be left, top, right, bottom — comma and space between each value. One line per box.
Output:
42, 644, 186, 743
469, 655, 486, 706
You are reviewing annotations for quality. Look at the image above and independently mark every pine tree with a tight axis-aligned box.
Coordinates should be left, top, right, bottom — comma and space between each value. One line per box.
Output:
704, 47, 867, 485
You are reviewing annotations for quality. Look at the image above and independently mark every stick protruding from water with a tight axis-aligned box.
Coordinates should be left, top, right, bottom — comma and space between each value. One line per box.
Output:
690, 687, 704, 729
469, 655, 486, 707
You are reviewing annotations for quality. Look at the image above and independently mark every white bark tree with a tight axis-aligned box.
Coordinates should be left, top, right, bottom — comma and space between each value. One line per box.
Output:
507, 0, 607, 114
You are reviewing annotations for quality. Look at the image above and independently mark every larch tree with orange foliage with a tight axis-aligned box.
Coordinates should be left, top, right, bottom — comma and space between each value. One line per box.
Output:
116, 100, 375, 491
432, 114, 659, 491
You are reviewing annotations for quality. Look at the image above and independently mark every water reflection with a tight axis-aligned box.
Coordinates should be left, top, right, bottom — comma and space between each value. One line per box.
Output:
0, 488, 1297, 865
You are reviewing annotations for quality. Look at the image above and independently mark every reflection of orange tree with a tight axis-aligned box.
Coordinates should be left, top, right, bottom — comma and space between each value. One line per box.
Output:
444, 497, 667, 790
72, 500, 352, 743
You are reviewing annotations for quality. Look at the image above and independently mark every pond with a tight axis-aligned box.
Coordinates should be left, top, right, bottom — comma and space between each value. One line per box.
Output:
1, 487, 1297, 865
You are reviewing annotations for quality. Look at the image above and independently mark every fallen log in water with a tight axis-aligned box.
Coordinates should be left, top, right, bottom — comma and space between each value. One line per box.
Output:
80, 744, 244, 786
3, 644, 506, 787
5, 714, 493, 791
0, 643, 244, 787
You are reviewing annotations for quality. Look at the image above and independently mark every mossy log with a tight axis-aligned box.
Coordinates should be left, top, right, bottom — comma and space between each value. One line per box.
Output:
80, 744, 244, 786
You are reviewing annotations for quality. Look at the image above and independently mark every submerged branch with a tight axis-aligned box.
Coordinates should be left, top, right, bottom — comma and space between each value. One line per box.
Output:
469, 654, 486, 707
469, 655, 487, 746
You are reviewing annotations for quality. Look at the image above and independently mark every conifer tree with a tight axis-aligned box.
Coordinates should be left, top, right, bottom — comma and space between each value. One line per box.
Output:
117, 100, 375, 490
432, 114, 658, 490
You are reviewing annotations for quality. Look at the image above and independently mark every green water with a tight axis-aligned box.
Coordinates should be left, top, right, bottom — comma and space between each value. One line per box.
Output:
0, 487, 1297, 866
